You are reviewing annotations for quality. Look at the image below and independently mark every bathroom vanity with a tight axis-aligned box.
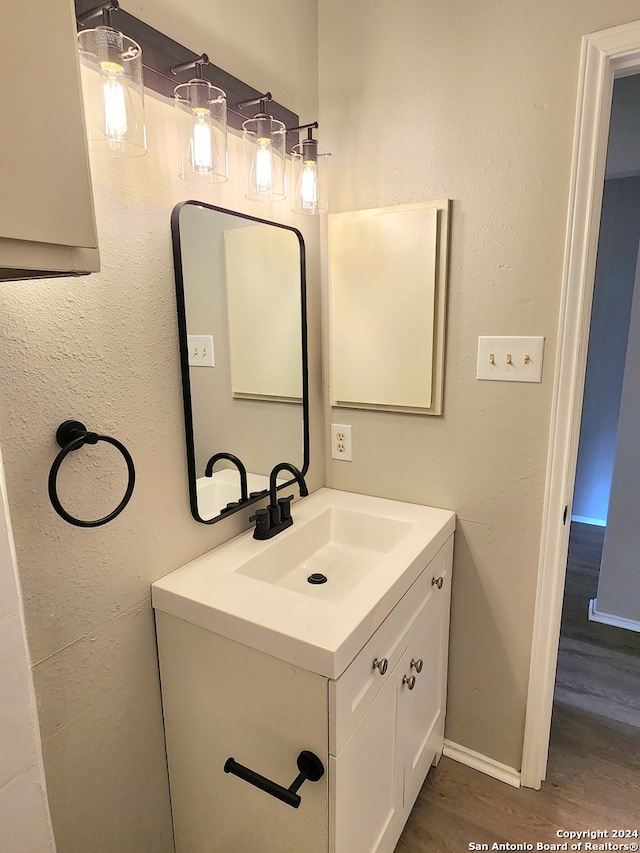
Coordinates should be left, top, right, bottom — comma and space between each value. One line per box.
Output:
152, 489, 455, 852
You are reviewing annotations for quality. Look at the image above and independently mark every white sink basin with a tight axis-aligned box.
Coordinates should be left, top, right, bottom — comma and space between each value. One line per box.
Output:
236, 507, 414, 602
152, 488, 455, 678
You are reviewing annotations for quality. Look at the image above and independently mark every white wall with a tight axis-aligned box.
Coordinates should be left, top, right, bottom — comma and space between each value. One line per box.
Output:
0, 1, 320, 849
572, 177, 640, 524
606, 73, 640, 178
0, 447, 55, 852
573, 75, 640, 525
594, 247, 640, 627
318, 0, 640, 770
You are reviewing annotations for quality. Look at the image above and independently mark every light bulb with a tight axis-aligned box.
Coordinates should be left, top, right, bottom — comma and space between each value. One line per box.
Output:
98, 61, 136, 143
78, 26, 146, 157
242, 113, 285, 200
190, 109, 218, 173
252, 138, 276, 194
175, 79, 227, 182
297, 160, 319, 213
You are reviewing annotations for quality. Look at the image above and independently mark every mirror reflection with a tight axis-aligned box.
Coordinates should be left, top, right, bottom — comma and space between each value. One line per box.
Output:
172, 201, 309, 523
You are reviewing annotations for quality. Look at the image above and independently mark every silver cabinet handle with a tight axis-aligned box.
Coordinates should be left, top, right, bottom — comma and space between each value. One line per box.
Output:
432, 576, 444, 589
372, 657, 388, 675
402, 674, 416, 690
410, 658, 423, 673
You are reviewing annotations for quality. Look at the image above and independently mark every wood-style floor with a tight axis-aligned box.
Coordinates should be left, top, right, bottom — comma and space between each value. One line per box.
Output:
396, 522, 640, 851
555, 523, 640, 727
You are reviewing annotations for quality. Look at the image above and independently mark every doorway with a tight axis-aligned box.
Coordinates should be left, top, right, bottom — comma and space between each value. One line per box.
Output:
521, 20, 640, 790
554, 73, 640, 778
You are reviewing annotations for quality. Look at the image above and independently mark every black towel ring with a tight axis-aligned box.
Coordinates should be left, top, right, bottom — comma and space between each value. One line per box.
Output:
48, 420, 136, 528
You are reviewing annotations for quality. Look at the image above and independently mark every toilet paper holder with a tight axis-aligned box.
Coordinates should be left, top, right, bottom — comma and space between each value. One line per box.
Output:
223, 750, 324, 809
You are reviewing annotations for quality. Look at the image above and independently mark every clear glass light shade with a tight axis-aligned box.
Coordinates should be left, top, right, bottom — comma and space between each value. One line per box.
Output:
242, 116, 287, 201
174, 80, 228, 183
78, 26, 147, 157
290, 140, 330, 215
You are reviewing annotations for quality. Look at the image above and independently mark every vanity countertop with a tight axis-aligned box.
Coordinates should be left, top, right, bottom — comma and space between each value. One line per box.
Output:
152, 488, 455, 679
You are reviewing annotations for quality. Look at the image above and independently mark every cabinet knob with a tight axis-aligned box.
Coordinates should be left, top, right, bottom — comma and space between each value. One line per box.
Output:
410, 658, 423, 674
372, 657, 388, 675
432, 576, 444, 589
402, 674, 416, 690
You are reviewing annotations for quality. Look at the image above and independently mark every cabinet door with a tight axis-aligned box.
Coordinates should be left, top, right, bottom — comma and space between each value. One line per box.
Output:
156, 614, 329, 853
330, 654, 406, 853
398, 542, 452, 811
0, 0, 99, 277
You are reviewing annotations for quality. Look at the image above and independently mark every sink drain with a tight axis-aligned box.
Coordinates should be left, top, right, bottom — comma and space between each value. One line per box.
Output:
308, 573, 328, 585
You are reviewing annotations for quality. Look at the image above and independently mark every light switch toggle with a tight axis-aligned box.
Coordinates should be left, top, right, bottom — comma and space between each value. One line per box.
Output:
477, 336, 544, 382
187, 335, 215, 367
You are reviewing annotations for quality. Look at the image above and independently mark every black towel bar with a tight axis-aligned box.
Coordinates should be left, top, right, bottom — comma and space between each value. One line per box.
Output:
48, 420, 135, 528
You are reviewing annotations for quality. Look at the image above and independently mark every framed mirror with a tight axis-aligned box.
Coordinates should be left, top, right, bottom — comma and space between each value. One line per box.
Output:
171, 201, 309, 524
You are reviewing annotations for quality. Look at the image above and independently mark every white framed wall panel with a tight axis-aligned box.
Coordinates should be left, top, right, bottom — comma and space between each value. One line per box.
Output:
224, 225, 303, 402
328, 200, 449, 415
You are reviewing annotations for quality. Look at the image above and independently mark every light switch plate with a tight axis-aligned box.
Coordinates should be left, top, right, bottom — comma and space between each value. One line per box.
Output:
477, 336, 544, 382
187, 335, 215, 368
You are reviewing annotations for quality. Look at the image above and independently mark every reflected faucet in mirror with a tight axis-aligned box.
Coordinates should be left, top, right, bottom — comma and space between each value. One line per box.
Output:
205, 452, 250, 513
251, 462, 308, 540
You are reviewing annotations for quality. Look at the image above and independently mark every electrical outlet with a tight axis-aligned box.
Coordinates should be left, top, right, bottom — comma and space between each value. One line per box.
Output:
187, 335, 215, 367
331, 423, 352, 461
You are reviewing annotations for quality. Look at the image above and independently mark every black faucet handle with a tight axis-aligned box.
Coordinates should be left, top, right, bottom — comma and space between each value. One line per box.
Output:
278, 495, 294, 521
249, 508, 270, 536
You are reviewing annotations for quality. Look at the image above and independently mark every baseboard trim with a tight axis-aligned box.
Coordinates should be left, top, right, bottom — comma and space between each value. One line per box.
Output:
588, 599, 640, 634
570, 515, 606, 527
443, 740, 521, 788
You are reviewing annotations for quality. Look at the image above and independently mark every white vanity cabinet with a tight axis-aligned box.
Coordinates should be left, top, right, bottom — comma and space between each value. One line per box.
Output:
329, 537, 452, 853
0, 0, 99, 281
155, 534, 453, 853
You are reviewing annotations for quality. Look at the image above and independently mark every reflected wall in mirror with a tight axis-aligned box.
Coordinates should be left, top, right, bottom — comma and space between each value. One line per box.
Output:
172, 201, 309, 524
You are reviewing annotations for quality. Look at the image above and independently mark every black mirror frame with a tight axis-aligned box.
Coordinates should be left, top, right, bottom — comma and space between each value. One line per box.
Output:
171, 200, 310, 524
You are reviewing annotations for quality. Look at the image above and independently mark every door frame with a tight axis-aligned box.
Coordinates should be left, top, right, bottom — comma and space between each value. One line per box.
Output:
520, 20, 640, 789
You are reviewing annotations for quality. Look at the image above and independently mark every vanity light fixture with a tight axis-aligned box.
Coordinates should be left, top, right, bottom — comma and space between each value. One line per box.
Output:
289, 122, 330, 215
238, 93, 287, 202
172, 54, 228, 183
76, 0, 147, 157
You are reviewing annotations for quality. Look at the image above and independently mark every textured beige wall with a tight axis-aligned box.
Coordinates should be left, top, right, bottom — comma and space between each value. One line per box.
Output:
0, 449, 55, 851
0, 1, 320, 849
319, 0, 640, 770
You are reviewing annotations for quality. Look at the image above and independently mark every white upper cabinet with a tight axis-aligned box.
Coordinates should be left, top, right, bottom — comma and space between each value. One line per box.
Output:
0, 0, 99, 281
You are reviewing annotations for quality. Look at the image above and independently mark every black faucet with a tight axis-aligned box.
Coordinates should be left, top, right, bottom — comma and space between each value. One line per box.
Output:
251, 462, 308, 540
204, 452, 249, 509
